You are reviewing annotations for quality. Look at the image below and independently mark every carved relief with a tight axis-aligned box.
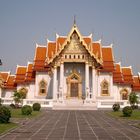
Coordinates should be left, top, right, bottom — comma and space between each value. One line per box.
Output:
66, 69, 82, 99
39, 79, 47, 96
64, 32, 86, 54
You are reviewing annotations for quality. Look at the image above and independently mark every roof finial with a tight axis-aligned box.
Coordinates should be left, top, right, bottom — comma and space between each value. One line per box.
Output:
73, 15, 76, 27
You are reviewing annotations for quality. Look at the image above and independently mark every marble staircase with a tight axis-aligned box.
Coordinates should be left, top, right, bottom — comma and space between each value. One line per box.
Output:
53, 99, 97, 110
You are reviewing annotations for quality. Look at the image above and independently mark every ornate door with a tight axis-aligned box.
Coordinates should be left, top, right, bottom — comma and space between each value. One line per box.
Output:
70, 82, 78, 97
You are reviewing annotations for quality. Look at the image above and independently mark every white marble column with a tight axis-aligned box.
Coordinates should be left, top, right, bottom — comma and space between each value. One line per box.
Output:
59, 62, 64, 99
53, 65, 57, 100
85, 61, 89, 99
92, 66, 96, 100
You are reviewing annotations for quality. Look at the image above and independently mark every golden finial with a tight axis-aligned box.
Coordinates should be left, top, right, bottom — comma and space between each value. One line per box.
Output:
73, 15, 76, 27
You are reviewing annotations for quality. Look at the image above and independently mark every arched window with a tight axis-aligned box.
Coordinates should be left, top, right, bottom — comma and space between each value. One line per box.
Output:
120, 89, 128, 100
101, 80, 109, 95
39, 80, 47, 95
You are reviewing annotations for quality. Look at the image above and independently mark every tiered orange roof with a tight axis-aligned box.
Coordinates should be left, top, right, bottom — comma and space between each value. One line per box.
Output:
47, 42, 56, 59
0, 72, 9, 82
57, 37, 66, 52
83, 37, 92, 46
1, 24, 140, 91
100, 47, 115, 72
92, 42, 102, 59
25, 63, 35, 82
122, 67, 133, 85
113, 63, 123, 83
34, 46, 47, 71
5, 75, 16, 89
15, 66, 27, 84
132, 76, 140, 91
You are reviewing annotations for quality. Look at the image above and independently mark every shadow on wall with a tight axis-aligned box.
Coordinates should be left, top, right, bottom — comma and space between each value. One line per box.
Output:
46, 78, 53, 99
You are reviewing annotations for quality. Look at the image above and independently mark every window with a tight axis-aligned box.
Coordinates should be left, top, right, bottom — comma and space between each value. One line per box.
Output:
39, 80, 47, 95
101, 80, 109, 95
120, 89, 128, 100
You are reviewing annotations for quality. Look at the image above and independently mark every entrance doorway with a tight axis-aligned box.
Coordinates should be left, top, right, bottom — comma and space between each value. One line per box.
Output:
66, 70, 82, 99
71, 82, 78, 97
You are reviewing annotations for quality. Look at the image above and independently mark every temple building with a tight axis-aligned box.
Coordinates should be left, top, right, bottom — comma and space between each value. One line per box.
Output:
0, 23, 140, 109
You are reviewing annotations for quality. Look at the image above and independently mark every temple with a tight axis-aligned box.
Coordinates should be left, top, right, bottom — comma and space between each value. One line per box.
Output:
0, 23, 140, 109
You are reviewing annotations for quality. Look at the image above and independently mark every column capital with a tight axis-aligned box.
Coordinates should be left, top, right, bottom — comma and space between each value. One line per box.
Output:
54, 65, 57, 69
60, 61, 64, 64
85, 61, 88, 64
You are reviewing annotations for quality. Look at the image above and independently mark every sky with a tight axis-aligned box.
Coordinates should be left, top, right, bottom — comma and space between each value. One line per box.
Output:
0, 0, 140, 75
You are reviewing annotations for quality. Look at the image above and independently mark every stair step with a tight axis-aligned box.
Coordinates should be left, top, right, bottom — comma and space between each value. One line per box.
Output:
53, 99, 97, 110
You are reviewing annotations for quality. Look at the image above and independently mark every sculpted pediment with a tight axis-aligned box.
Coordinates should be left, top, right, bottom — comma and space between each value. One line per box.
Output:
63, 32, 87, 54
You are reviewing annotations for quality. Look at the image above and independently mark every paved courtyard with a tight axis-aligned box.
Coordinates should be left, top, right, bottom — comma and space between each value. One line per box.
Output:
1, 110, 140, 140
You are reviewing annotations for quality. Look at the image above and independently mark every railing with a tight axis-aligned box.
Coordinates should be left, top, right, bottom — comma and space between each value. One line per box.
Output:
97, 100, 130, 108
1, 98, 14, 105
1, 98, 53, 108
23, 99, 53, 107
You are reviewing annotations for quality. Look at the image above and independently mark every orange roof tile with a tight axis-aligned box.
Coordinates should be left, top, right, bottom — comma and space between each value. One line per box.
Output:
102, 47, 114, 61
0, 72, 9, 82
100, 47, 115, 72
15, 66, 26, 84
34, 47, 47, 60
34, 47, 47, 71
122, 67, 133, 85
92, 43, 102, 59
25, 63, 35, 82
5, 75, 16, 89
113, 64, 123, 83
57, 37, 66, 52
47, 42, 56, 59
132, 76, 140, 91
83, 37, 92, 45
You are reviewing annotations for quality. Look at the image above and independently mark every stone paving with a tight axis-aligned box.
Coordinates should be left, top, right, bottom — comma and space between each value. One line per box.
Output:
0, 110, 140, 140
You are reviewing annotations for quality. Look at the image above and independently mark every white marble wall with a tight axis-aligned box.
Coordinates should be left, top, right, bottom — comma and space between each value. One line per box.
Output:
35, 72, 52, 99
97, 72, 113, 98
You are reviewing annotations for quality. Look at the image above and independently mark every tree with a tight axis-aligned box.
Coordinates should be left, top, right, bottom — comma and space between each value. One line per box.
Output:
0, 98, 2, 106
129, 92, 139, 109
13, 89, 27, 107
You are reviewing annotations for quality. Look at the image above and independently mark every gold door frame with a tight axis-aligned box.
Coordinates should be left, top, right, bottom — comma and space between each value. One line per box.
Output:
66, 70, 82, 99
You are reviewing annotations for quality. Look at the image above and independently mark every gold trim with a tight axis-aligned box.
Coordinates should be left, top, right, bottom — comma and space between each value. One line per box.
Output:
38, 79, 47, 96
100, 79, 110, 96
66, 70, 82, 99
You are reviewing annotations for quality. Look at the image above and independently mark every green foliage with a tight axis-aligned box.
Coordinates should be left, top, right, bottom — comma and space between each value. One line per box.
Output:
9, 103, 16, 109
112, 103, 120, 112
32, 103, 41, 111
0, 106, 11, 123
0, 123, 17, 134
122, 106, 133, 117
13, 90, 27, 105
109, 110, 140, 120
21, 105, 32, 115
129, 92, 139, 109
0, 98, 2, 106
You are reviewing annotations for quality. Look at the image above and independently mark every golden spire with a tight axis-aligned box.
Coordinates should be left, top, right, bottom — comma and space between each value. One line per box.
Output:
73, 15, 76, 27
